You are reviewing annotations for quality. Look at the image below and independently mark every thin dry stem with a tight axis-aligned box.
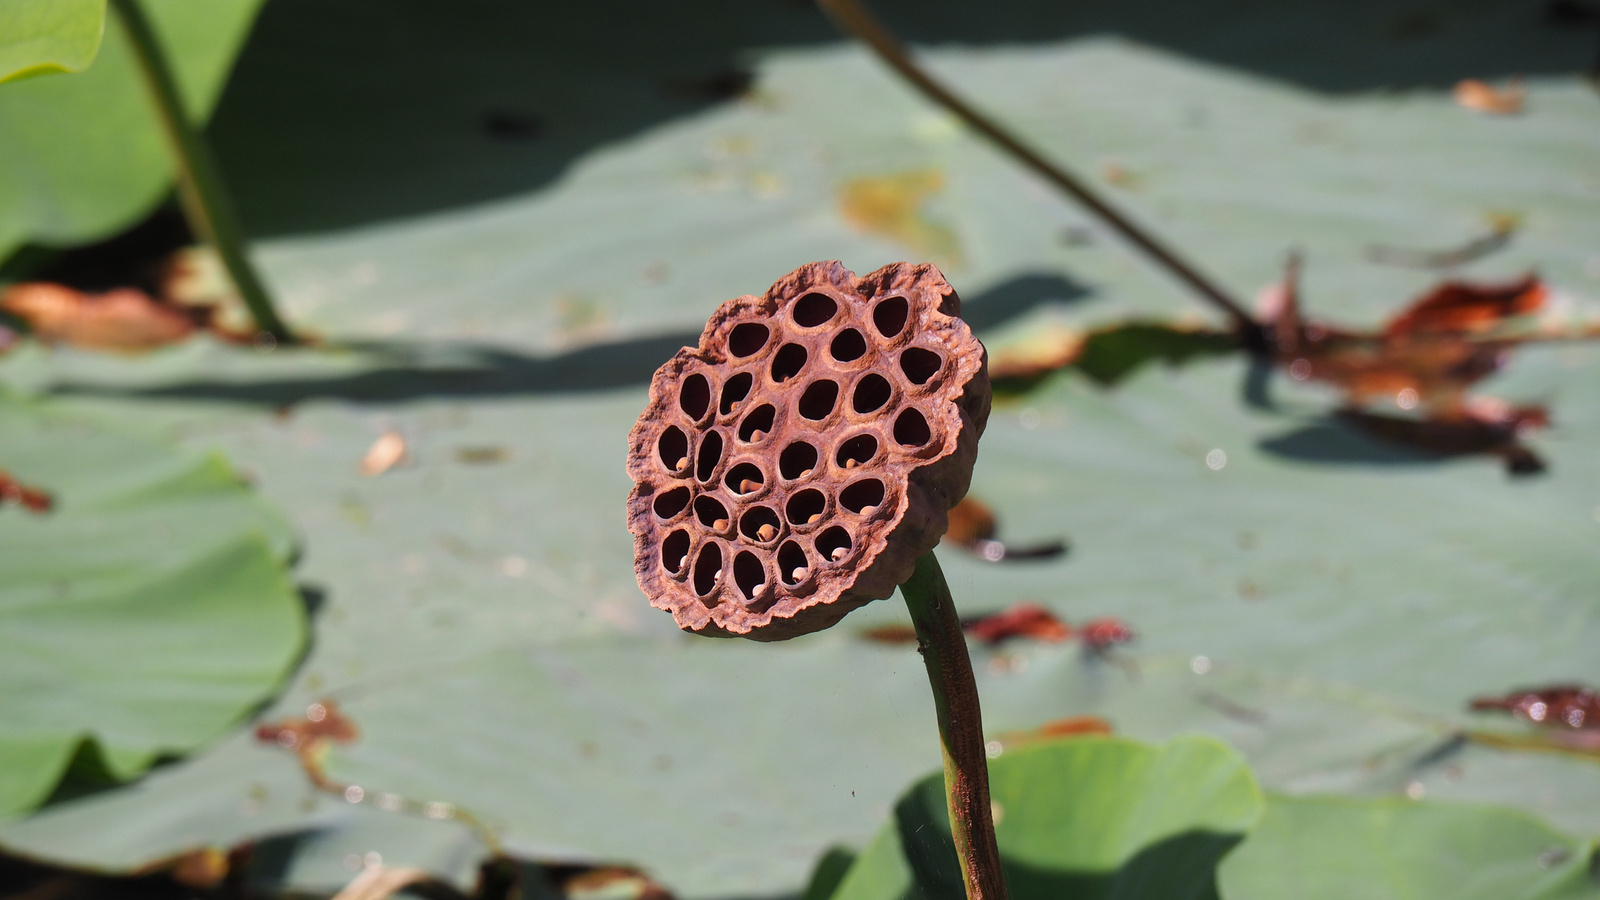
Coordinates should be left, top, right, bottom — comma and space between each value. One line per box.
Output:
814, 0, 1262, 345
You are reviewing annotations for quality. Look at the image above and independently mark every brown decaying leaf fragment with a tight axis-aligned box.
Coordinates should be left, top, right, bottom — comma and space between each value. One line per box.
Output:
991, 716, 1114, 750
859, 604, 1133, 650
0, 469, 53, 513
1078, 617, 1136, 651
359, 431, 411, 476
626, 261, 990, 640
963, 602, 1073, 645
943, 495, 1068, 561
1453, 77, 1525, 115
0, 283, 210, 352
552, 865, 677, 900
1264, 261, 1554, 472
254, 699, 360, 790
1470, 684, 1600, 730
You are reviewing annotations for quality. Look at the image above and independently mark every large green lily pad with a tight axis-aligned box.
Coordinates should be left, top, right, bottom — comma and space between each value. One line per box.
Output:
0, 392, 303, 816
832, 735, 1263, 900
0, 0, 264, 259
0, 3, 1597, 897
0, 0, 105, 83
1219, 794, 1600, 900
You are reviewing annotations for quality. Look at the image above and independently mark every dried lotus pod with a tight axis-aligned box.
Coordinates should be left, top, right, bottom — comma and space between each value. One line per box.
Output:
626, 260, 990, 640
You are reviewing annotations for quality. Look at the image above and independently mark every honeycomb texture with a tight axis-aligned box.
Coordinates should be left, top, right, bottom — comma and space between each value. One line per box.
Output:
626, 261, 990, 640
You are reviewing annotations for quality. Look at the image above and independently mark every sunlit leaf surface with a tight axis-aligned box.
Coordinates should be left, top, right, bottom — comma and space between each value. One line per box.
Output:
0, 0, 105, 83
1218, 795, 1599, 900
832, 735, 1262, 900
1, 0, 1598, 895
0, 393, 303, 816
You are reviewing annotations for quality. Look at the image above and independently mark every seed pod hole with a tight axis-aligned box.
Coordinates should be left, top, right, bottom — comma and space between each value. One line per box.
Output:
779, 441, 819, 480
661, 529, 691, 575
899, 347, 942, 385
653, 486, 691, 519
830, 329, 867, 363
733, 551, 767, 602
816, 526, 853, 563
835, 433, 878, 469
658, 426, 689, 471
793, 292, 838, 327
872, 296, 910, 338
740, 506, 782, 543
694, 495, 730, 530
720, 372, 753, 415
729, 323, 770, 358
786, 489, 826, 526
725, 463, 765, 495
777, 540, 810, 585
893, 408, 931, 448
770, 343, 808, 384
695, 430, 724, 481
839, 478, 886, 514
738, 404, 776, 442
679, 373, 711, 421
852, 374, 892, 414
693, 542, 724, 599
798, 380, 840, 420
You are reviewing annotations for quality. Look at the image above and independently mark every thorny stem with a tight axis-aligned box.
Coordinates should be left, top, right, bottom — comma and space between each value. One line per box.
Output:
814, 0, 1266, 350
110, 0, 295, 344
900, 551, 1007, 900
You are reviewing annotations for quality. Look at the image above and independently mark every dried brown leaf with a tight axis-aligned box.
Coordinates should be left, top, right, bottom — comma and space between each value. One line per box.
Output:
963, 602, 1073, 645
1453, 78, 1525, 115
0, 469, 53, 513
1470, 684, 1600, 730
359, 431, 410, 476
0, 282, 206, 352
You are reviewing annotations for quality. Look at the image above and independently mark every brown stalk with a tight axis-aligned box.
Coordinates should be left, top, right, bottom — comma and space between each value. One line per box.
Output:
813, 0, 1263, 345
900, 552, 1007, 900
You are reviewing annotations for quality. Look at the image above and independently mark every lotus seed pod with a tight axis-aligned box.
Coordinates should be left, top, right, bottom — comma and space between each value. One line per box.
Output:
626, 261, 990, 640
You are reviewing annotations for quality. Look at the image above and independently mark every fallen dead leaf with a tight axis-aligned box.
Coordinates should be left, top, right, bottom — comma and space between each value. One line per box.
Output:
858, 624, 918, 645
941, 496, 1068, 561
1264, 258, 1562, 472
0, 469, 53, 513
0, 283, 208, 352
554, 864, 677, 900
1470, 684, 1600, 730
331, 864, 434, 900
964, 602, 1073, 645
1453, 77, 1525, 115
255, 699, 360, 790
1079, 616, 1136, 651
359, 431, 410, 476
992, 716, 1115, 750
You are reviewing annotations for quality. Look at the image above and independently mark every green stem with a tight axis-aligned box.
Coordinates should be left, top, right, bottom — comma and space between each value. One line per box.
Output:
110, 0, 294, 343
901, 551, 1007, 900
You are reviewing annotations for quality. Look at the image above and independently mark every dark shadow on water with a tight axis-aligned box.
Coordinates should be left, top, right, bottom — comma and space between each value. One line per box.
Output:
960, 272, 1092, 332
49, 332, 703, 406
47, 270, 1075, 405
1258, 420, 1445, 466
211, 0, 1598, 237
